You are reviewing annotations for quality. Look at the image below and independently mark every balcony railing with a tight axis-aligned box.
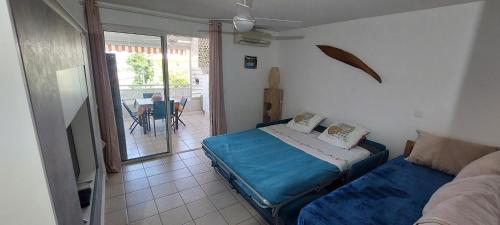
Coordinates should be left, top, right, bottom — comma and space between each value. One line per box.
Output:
119, 84, 208, 113
119, 84, 192, 101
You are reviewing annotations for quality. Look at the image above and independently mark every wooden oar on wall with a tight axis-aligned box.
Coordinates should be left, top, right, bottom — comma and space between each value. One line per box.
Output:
316, 45, 382, 83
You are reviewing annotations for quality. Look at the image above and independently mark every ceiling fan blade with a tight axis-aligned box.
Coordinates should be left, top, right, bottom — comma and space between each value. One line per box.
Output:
197, 29, 305, 40
210, 18, 234, 21
197, 30, 235, 35
235, 2, 250, 8
236, 0, 253, 8
254, 17, 303, 24
271, 36, 305, 40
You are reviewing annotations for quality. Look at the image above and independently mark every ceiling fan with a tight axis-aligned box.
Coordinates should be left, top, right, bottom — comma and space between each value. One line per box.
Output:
218, 0, 304, 32
199, 0, 304, 40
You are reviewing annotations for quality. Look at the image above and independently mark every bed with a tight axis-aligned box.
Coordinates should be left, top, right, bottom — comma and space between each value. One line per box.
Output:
297, 141, 455, 225
202, 119, 389, 224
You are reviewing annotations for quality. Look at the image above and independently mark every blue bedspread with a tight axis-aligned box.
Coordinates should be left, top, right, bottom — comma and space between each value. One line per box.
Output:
202, 129, 340, 206
298, 156, 454, 225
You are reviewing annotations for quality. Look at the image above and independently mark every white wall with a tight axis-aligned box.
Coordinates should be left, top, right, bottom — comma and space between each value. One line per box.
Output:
277, 2, 487, 157
0, 0, 57, 224
222, 27, 279, 132
98, 8, 279, 132
56, 1, 500, 158
447, 0, 500, 146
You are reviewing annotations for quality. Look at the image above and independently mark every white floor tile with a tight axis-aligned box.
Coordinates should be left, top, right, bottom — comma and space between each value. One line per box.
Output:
145, 164, 171, 176
151, 181, 178, 198
124, 169, 147, 182
201, 180, 229, 196
148, 173, 176, 186
105, 209, 128, 225
186, 197, 216, 219
123, 163, 144, 172
208, 190, 238, 210
106, 183, 125, 198
159, 206, 192, 225
194, 211, 228, 225
179, 186, 207, 203
168, 168, 192, 180
182, 156, 204, 166
129, 215, 162, 225
237, 218, 260, 225
174, 176, 199, 191
127, 200, 159, 222
106, 194, 126, 213
125, 177, 150, 193
193, 171, 218, 185
187, 163, 212, 175
179, 151, 197, 160
230, 189, 246, 202
143, 158, 165, 168
164, 160, 187, 171
163, 154, 182, 163
155, 193, 185, 213
126, 188, 154, 206
240, 200, 258, 216
219, 203, 252, 225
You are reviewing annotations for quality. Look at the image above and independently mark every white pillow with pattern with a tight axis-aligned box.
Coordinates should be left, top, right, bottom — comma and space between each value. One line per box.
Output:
286, 112, 326, 133
318, 122, 369, 149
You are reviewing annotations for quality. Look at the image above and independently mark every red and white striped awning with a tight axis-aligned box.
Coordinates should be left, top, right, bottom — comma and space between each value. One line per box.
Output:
106, 44, 187, 55
106, 44, 161, 54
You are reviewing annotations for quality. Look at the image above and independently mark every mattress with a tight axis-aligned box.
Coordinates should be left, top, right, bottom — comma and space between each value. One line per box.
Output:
260, 124, 371, 171
202, 125, 371, 206
297, 156, 454, 225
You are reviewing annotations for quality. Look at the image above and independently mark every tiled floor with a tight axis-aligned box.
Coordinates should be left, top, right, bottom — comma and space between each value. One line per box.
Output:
123, 112, 211, 160
105, 149, 269, 225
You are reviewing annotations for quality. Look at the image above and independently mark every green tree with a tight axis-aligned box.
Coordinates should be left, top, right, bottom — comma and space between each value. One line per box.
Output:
168, 71, 190, 88
126, 53, 154, 85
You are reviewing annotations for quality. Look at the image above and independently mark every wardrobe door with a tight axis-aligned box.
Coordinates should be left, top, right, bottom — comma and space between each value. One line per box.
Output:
10, 0, 86, 224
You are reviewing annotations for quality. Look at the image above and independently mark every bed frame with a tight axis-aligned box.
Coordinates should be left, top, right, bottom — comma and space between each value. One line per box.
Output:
202, 119, 389, 225
404, 140, 416, 157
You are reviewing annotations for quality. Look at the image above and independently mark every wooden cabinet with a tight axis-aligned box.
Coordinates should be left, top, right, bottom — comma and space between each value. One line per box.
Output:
263, 88, 283, 123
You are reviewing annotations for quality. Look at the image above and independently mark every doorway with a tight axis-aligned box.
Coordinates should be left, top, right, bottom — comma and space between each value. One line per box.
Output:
104, 31, 171, 161
103, 31, 212, 161
166, 35, 211, 152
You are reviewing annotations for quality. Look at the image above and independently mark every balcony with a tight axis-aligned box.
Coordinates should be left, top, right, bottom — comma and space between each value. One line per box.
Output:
119, 84, 210, 159
120, 83, 208, 113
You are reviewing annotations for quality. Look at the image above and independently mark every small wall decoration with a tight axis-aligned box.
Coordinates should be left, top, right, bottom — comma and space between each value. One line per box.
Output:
244, 55, 257, 69
316, 45, 382, 83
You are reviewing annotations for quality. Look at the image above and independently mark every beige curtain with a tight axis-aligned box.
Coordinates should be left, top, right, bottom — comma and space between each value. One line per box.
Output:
84, 0, 122, 173
209, 21, 227, 135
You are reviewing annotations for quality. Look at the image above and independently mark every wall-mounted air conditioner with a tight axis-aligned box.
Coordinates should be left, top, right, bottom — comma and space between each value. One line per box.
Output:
234, 30, 272, 47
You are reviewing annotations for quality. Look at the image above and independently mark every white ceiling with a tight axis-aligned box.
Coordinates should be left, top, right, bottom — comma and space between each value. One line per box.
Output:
99, 0, 478, 31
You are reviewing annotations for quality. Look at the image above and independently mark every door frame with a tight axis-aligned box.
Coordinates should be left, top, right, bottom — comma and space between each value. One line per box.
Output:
102, 26, 173, 161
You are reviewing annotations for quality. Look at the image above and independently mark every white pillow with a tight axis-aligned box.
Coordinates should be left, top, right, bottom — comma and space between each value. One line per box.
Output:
318, 122, 369, 149
286, 112, 325, 133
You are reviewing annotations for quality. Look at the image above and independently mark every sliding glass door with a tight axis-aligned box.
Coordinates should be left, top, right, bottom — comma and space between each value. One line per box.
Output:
166, 35, 211, 153
104, 31, 172, 161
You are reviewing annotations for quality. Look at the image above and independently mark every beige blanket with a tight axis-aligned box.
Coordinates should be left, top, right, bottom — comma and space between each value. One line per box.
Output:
415, 175, 500, 225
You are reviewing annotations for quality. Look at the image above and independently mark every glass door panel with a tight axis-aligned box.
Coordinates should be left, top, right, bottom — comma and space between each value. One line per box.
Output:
104, 31, 170, 161
166, 35, 211, 153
